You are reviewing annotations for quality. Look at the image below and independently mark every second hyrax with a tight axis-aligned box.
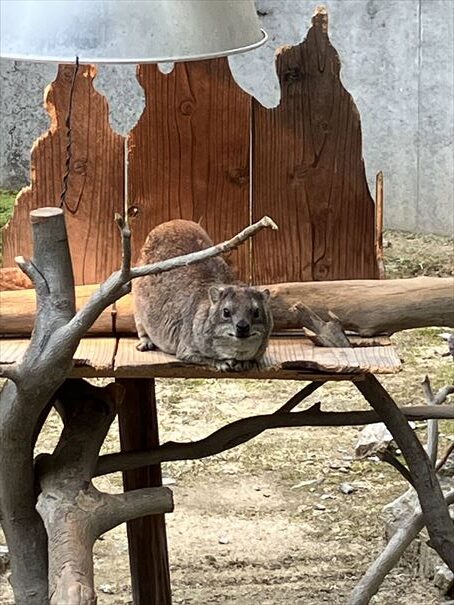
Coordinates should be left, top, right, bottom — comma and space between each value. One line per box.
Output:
132, 219, 273, 371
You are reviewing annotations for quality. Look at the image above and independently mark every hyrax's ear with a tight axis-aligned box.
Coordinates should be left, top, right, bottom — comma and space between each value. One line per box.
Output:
209, 286, 225, 304
261, 288, 270, 302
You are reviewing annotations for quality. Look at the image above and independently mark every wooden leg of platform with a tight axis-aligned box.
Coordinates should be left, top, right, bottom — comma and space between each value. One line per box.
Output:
117, 378, 172, 605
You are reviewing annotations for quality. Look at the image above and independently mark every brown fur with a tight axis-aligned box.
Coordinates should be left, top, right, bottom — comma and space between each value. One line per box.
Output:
132, 220, 273, 371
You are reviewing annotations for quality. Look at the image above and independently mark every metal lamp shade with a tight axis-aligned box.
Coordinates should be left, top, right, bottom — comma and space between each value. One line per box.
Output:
0, 0, 267, 63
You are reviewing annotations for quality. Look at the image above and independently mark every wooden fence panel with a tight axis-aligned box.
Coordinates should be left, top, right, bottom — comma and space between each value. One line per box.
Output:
128, 59, 251, 281
2, 64, 125, 285
252, 8, 379, 284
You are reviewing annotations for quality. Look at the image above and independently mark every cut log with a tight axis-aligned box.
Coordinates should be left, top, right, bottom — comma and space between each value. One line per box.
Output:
0, 277, 452, 337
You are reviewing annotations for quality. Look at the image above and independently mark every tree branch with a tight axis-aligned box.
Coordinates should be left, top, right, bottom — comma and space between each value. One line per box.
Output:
95, 403, 454, 477
348, 490, 454, 605
0, 364, 19, 383
15, 255, 49, 296
92, 487, 173, 537
62, 215, 277, 342
378, 448, 415, 487
114, 213, 131, 280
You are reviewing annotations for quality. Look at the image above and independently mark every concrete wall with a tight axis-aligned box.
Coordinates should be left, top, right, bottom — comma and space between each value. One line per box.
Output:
0, 0, 453, 235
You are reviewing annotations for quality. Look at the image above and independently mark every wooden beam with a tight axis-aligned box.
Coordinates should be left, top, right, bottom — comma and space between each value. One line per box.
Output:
117, 378, 171, 605
1, 276, 452, 337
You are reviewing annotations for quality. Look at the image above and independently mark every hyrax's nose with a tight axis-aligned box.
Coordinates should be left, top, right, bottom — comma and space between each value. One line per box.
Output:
236, 319, 250, 338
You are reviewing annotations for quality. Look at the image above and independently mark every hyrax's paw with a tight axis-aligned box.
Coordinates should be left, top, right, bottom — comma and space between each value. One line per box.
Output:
214, 359, 257, 372
136, 338, 156, 352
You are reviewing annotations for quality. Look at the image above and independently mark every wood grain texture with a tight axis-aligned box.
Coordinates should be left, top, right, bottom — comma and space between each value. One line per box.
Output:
128, 59, 251, 281
1, 337, 398, 378
117, 379, 171, 605
1, 277, 452, 338
252, 7, 379, 283
113, 337, 401, 377
2, 64, 124, 285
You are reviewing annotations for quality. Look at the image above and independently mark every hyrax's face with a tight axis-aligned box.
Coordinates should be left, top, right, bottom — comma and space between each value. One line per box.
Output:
208, 285, 272, 359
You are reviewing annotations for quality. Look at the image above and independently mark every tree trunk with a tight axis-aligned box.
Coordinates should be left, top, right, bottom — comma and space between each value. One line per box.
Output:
1, 277, 452, 337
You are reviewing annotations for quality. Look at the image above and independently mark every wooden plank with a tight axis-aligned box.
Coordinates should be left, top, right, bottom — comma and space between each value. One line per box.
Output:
251, 7, 379, 283
113, 337, 401, 378
0, 338, 116, 376
1, 64, 125, 285
128, 59, 251, 281
117, 379, 171, 605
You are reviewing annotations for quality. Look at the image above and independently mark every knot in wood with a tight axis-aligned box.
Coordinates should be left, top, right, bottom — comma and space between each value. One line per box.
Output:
127, 205, 140, 219
72, 159, 87, 175
284, 67, 302, 83
228, 167, 249, 187
314, 264, 330, 279
179, 100, 195, 116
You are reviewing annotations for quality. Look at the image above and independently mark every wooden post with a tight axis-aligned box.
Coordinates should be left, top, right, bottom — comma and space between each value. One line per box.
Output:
117, 378, 172, 604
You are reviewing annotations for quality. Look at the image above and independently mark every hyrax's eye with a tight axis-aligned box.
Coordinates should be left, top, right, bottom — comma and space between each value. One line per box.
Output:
223, 308, 231, 318
253, 308, 260, 318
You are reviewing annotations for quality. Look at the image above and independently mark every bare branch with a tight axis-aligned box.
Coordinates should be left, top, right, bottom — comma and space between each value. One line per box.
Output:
379, 448, 415, 487
62, 215, 277, 342
295, 303, 350, 347
433, 385, 454, 406
422, 376, 454, 465
92, 487, 173, 537
436, 441, 454, 473
115, 213, 131, 280
423, 375, 439, 465
129, 215, 278, 279
0, 364, 20, 383
95, 403, 454, 477
348, 490, 454, 605
14, 255, 49, 296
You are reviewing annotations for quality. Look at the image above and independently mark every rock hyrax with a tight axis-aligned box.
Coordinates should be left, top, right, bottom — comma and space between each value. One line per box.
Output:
132, 219, 273, 371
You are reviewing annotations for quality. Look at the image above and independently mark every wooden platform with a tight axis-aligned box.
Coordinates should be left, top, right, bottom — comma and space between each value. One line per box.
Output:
0, 336, 401, 380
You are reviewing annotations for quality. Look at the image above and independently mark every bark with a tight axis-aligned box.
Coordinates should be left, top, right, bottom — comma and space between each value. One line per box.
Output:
0, 208, 77, 605
36, 379, 173, 605
95, 402, 454, 477
348, 490, 454, 605
1, 276, 452, 337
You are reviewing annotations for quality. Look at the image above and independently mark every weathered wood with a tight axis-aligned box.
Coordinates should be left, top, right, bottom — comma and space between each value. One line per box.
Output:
113, 337, 400, 377
1, 64, 124, 285
117, 379, 172, 605
1, 277, 452, 337
251, 6, 379, 283
128, 59, 251, 280
0, 208, 77, 605
0, 336, 400, 379
375, 172, 385, 279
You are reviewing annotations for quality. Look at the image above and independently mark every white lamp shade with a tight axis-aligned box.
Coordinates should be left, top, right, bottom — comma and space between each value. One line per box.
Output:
0, 0, 267, 63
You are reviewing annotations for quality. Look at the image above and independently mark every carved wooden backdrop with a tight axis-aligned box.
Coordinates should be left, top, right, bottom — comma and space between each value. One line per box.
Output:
2, 64, 124, 285
2, 8, 379, 287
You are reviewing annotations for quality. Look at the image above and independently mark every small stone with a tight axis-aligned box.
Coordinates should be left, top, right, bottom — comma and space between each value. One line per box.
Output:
218, 535, 230, 545
339, 482, 355, 495
313, 503, 326, 511
0, 544, 9, 574
162, 476, 176, 486
433, 563, 454, 593
291, 478, 324, 490
262, 491, 271, 498
99, 584, 115, 594
321, 494, 336, 500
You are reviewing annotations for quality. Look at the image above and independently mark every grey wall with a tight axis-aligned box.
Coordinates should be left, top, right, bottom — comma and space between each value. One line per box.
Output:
1, 0, 453, 235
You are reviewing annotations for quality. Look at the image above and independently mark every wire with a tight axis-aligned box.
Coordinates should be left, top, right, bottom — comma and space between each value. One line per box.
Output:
59, 56, 80, 211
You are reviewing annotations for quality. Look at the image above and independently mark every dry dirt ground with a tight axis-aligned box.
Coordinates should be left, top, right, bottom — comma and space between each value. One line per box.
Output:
0, 229, 453, 604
